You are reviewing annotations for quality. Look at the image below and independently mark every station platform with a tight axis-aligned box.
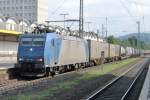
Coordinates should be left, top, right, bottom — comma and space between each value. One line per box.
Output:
0, 56, 16, 70
139, 66, 150, 100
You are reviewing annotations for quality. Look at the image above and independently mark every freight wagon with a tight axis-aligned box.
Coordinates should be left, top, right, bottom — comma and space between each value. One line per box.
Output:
16, 33, 89, 76
88, 40, 109, 65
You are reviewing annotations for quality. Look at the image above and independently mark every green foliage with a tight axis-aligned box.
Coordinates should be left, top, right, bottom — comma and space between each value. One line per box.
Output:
106, 36, 121, 45
106, 35, 148, 49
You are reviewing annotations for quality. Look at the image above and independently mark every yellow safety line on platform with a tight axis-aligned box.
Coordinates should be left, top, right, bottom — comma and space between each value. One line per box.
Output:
0, 29, 21, 35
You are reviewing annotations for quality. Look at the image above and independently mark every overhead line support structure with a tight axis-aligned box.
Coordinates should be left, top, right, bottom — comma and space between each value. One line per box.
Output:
105, 17, 108, 38
137, 21, 141, 55
79, 0, 84, 38
60, 13, 69, 29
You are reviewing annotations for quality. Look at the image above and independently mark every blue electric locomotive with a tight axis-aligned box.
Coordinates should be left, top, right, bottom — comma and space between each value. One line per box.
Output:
16, 32, 89, 77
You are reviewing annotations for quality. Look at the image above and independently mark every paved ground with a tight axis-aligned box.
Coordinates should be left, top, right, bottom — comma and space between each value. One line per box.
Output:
139, 65, 150, 100
0, 56, 16, 69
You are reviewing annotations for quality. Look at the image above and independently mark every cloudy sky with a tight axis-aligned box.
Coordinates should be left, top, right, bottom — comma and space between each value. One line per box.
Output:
48, 0, 150, 36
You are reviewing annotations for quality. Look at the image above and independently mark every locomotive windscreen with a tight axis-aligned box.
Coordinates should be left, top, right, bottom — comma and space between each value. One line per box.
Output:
20, 37, 45, 46
21, 38, 32, 46
33, 38, 45, 46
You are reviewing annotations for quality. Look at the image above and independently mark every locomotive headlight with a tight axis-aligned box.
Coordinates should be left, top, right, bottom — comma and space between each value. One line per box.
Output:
19, 58, 23, 61
37, 58, 43, 62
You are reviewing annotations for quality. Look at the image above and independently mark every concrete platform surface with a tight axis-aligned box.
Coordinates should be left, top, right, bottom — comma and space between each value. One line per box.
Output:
139, 66, 150, 100
0, 56, 16, 69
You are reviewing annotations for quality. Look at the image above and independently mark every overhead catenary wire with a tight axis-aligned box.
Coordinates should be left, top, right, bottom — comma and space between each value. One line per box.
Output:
126, 0, 144, 20
119, 0, 137, 22
126, 0, 150, 7
49, 0, 67, 18
136, 0, 145, 32
47, 0, 150, 35
125, 0, 146, 32
125, 0, 140, 16
120, 0, 133, 17
137, 0, 144, 17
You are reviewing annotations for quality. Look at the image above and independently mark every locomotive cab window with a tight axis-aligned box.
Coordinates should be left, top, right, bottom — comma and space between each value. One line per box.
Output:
51, 39, 55, 47
20, 38, 32, 46
33, 38, 45, 46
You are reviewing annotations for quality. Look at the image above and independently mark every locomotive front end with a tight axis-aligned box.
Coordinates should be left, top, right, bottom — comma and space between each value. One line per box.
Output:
16, 35, 46, 77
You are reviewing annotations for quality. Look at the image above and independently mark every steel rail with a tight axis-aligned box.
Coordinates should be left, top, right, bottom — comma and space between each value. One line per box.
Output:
85, 60, 146, 100
121, 60, 148, 100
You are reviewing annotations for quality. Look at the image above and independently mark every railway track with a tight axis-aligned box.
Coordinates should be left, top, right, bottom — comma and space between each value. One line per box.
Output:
0, 79, 19, 87
0, 60, 129, 94
0, 76, 51, 95
0, 58, 144, 98
84, 59, 149, 100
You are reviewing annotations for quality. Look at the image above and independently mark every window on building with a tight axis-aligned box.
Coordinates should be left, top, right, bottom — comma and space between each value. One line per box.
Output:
29, 6, 31, 9
32, 0, 36, 2
7, 7, 10, 10
7, 1, 10, 4
24, 6, 28, 9
20, 13, 22, 16
25, 13, 28, 16
12, 7, 15, 10
33, 6, 36, 9
20, 0, 22, 3
3, 1, 5, 5
3, 7, 5, 10
12, 0, 14, 4
29, 13, 31, 16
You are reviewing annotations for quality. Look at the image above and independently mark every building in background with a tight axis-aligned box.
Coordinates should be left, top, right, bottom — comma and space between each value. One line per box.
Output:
0, 0, 50, 56
0, 0, 49, 23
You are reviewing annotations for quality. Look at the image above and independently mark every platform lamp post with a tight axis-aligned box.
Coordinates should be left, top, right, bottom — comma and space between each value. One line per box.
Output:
137, 21, 141, 55
22, 0, 24, 33
79, 0, 84, 38
60, 13, 69, 29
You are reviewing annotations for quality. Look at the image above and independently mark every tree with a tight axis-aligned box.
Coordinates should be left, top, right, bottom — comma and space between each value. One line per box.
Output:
106, 35, 121, 44
128, 36, 137, 48
105, 35, 147, 49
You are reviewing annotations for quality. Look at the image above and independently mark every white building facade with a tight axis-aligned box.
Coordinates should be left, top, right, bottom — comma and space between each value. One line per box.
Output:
0, 0, 49, 23
0, 0, 49, 56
